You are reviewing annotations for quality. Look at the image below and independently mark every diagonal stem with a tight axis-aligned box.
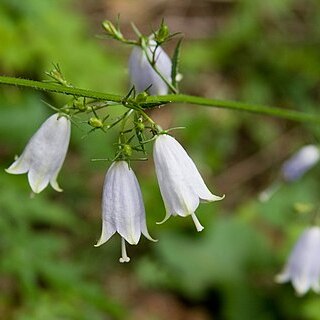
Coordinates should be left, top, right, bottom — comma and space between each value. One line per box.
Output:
0, 76, 122, 102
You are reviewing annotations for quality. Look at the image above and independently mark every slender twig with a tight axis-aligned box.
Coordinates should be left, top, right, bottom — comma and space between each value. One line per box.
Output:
1, 76, 320, 124
0, 76, 121, 102
144, 94, 320, 124
140, 44, 178, 94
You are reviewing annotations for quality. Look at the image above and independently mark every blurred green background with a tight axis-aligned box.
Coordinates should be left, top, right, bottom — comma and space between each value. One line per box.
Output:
1, 0, 320, 319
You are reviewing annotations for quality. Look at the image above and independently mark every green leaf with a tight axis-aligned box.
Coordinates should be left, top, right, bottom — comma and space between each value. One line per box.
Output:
171, 38, 183, 91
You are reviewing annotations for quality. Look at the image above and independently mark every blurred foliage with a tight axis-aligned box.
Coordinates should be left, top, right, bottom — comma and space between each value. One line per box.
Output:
1, 0, 320, 319
0, 0, 125, 92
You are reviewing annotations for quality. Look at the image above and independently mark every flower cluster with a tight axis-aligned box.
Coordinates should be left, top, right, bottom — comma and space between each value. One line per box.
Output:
7, 29, 219, 263
6, 120, 223, 262
6, 19, 320, 296
95, 133, 223, 262
5, 35, 223, 262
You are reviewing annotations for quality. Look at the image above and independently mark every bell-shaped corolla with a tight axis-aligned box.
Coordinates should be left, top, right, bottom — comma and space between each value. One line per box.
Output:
6, 113, 71, 194
153, 134, 224, 232
95, 161, 155, 263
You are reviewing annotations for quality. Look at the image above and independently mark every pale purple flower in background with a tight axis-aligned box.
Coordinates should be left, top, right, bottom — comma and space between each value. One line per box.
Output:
281, 145, 320, 182
95, 161, 155, 263
153, 134, 224, 232
276, 226, 320, 296
5, 113, 71, 194
128, 40, 172, 95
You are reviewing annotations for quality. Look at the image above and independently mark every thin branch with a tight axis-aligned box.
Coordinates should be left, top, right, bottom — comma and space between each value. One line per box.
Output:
144, 95, 320, 124
0, 76, 122, 102
1, 76, 320, 124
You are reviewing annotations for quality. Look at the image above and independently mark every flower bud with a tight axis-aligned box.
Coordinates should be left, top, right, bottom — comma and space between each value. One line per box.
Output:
102, 20, 123, 40
136, 92, 149, 103
123, 144, 132, 157
136, 122, 145, 132
73, 99, 86, 111
155, 24, 170, 43
88, 117, 103, 128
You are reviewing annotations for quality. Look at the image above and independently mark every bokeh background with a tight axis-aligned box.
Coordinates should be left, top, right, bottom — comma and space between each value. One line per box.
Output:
1, 0, 320, 319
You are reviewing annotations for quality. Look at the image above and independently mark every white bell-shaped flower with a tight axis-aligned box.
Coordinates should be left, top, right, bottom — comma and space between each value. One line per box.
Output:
6, 113, 71, 194
153, 134, 224, 232
276, 226, 320, 295
95, 161, 155, 263
259, 144, 320, 202
281, 145, 320, 182
128, 40, 172, 95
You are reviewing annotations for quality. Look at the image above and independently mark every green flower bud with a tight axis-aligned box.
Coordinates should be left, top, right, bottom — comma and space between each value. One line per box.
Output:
156, 24, 170, 43
102, 20, 116, 34
102, 20, 123, 40
294, 202, 314, 214
50, 69, 60, 79
136, 122, 145, 132
136, 92, 148, 103
89, 117, 103, 128
47, 69, 68, 86
123, 144, 132, 157
73, 100, 86, 111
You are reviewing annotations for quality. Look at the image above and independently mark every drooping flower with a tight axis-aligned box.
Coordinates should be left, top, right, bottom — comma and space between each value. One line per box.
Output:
128, 40, 172, 95
276, 226, 320, 295
259, 144, 320, 202
95, 161, 155, 263
281, 145, 320, 182
153, 134, 224, 231
6, 113, 71, 194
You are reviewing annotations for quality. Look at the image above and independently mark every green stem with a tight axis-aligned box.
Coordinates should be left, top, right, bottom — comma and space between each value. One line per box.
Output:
0, 75, 320, 124
141, 44, 178, 94
144, 95, 320, 124
0, 76, 122, 102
